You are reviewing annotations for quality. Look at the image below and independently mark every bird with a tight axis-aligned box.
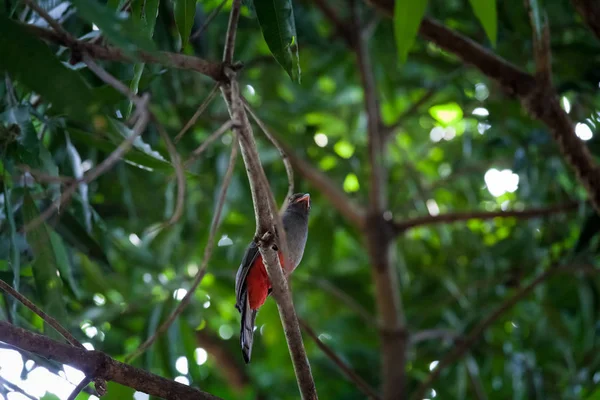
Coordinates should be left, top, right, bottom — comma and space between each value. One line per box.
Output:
234, 193, 311, 363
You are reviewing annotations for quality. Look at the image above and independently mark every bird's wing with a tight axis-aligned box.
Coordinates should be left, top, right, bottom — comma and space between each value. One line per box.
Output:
235, 241, 260, 312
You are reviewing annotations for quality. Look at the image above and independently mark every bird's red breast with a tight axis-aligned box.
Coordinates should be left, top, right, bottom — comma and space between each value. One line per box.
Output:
246, 252, 285, 310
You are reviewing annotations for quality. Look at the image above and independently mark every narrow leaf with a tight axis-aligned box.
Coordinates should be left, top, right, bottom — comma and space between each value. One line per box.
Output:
174, 0, 197, 50
468, 0, 497, 46
394, 0, 428, 64
49, 232, 82, 300
70, 0, 157, 56
0, 17, 98, 122
253, 0, 301, 83
21, 192, 69, 338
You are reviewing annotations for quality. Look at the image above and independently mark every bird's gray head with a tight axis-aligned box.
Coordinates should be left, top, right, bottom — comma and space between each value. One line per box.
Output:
284, 193, 311, 218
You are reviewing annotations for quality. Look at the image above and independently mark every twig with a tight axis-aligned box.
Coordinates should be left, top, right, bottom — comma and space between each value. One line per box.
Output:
0, 279, 81, 347
393, 202, 578, 234
125, 135, 238, 363
184, 120, 234, 168
24, 24, 224, 81
222, 0, 241, 64
242, 97, 295, 208
190, 0, 228, 41
84, 55, 137, 101
220, 2, 317, 396
0, 376, 37, 400
525, 0, 552, 86
0, 322, 223, 400
155, 121, 186, 226
175, 83, 221, 143
23, 0, 74, 43
299, 319, 380, 400
17, 166, 75, 184
410, 264, 600, 400
67, 377, 92, 400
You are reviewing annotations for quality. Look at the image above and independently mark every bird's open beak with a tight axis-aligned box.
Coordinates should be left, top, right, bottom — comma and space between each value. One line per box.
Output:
294, 194, 310, 204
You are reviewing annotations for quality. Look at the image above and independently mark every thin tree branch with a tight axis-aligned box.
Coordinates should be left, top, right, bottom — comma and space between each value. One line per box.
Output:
0, 375, 37, 400
242, 98, 295, 208
67, 377, 92, 400
190, 0, 228, 41
299, 319, 380, 400
570, 0, 600, 41
220, 3, 317, 397
23, 24, 224, 81
0, 279, 81, 347
393, 202, 578, 234
23, 0, 74, 43
175, 83, 221, 143
0, 322, 223, 400
184, 120, 234, 168
363, 1, 600, 216
410, 265, 600, 400
126, 134, 238, 363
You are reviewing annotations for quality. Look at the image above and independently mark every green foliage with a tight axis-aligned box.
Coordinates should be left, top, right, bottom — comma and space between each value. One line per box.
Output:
253, 0, 301, 82
394, 0, 429, 63
468, 0, 497, 46
1, 0, 600, 399
174, 0, 197, 50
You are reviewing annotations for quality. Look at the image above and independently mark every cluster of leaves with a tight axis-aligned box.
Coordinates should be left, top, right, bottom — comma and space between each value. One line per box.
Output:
1, 0, 600, 399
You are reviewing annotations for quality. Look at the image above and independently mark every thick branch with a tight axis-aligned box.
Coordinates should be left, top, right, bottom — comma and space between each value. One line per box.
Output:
0, 322, 222, 400
23, 24, 224, 81
410, 265, 600, 400
393, 202, 578, 234
571, 0, 600, 41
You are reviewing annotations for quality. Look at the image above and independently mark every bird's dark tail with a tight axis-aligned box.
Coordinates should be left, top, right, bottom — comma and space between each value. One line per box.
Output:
239, 292, 257, 363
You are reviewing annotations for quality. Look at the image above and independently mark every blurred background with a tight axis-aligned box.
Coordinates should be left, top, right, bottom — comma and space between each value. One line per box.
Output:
2, 0, 600, 399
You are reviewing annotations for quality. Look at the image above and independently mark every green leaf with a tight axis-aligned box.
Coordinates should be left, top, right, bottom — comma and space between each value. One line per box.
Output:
394, 0, 428, 63
468, 0, 497, 46
70, 0, 157, 56
49, 232, 82, 300
0, 106, 40, 166
0, 18, 98, 122
174, 0, 197, 50
253, 0, 301, 83
574, 212, 600, 253
21, 192, 69, 338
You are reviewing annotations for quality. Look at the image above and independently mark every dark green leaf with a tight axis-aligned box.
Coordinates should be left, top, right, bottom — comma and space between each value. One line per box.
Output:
174, 0, 197, 50
574, 212, 600, 253
468, 0, 497, 46
0, 18, 98, 121
70, 0, 157, 56
21, 192, 69, 338
49, 232, 82, 300
394, 0, 428, 63
1, 106, 40, 166
253, 0, 301, 82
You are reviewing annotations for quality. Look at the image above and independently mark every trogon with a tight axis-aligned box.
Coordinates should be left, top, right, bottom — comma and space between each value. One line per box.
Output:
234, 193, 311, 363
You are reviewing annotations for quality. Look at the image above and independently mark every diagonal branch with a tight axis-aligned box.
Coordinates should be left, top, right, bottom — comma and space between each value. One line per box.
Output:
0, 322, 223, 400
23, 24, 224, 80
364, 0, 600, 220
299, 319, 380, 400
410, 264, 600, 400
392, 202, 579, 235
